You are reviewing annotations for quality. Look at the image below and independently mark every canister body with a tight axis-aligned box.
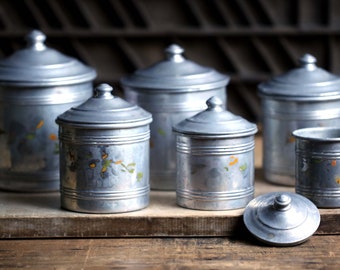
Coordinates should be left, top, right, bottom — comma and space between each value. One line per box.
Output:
176, 135, 255, 210
294, 127, 340, 208
0, 83, 93, 191
125, 88, 226, 190
261, 97, 340, 186
59, 125, 150, 213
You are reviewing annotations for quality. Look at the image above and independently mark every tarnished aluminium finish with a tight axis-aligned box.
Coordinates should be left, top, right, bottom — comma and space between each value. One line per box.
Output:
258, 54, 340, 186
56, 84, 152, 213
243, 192, 320, 246
0, 30, 96, 192
121, 44, 229, 190
293, 127, 340, 208
173, 96, 257, 210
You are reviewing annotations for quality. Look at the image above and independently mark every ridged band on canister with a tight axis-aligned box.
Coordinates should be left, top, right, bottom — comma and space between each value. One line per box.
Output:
176, 139, 255, 155
61, 185, 149, 213
59, 129, 150, 145
177, 186, 254, 210
262, 99, 340, 120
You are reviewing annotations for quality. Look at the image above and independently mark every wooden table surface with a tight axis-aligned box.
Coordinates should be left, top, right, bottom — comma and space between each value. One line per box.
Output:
0, 235, 339, 269
0, 136, 339, 269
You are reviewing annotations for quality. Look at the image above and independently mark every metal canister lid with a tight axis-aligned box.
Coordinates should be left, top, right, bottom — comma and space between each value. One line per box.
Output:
243, 192, 320, 246
120, 44, 229, 92
173, 96, 257, 137
258, 54, 340, 101
56, 83, 152, 128
0, 30, 96, 86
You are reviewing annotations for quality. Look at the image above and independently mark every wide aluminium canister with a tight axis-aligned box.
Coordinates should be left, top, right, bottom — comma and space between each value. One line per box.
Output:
0, 30, 96, 192
173, 96, 257, 210
258, 54, 340, 186
56, 84, 152, 213
121, 44, 229, 190
293, 127, 340, 208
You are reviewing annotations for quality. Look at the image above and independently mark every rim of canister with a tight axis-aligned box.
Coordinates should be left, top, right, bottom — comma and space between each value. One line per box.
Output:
56, 83, 152, 129
292, 127, 340, 142
243, 192, 320, 246
0, 30, 97, 87
120, 44, 229, 92
258, 54, 340, 101
173, 96, 257, 137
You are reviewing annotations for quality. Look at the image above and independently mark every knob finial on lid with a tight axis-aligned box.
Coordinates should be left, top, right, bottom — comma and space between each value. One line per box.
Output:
26, 30, 47, 51
94, 83, 114, 99
206, 96, 224, 112
299, 54, 317, 71
165, 44, 185, 62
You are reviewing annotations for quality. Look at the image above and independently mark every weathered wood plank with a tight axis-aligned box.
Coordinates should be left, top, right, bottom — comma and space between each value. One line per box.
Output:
0, 236, 339, 269
0, 170, 339, 238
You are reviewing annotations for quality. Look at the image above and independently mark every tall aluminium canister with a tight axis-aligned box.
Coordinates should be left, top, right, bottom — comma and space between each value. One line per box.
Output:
121, 44, 229, 190
258, 54, 340, 186
56, 84, 152, 213
0, 30, 96, 192
173, 96, 257, 210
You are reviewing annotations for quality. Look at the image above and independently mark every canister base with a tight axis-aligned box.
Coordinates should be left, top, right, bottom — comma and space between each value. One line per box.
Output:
150, 172, 176, 191
264, 171, 295, 186
176, 188, 254, 210
61, 186, 150, 213
296, 189, 340, 208
0, 171, 59, 192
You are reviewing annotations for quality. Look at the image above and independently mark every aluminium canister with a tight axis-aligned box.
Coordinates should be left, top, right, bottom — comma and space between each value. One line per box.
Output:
258, 54, 340, 186
121, 44, 229, 190
173, 96, 257, 210
0, 30, 96, 192
56, 84, 152, 213
293, 127, 340, 208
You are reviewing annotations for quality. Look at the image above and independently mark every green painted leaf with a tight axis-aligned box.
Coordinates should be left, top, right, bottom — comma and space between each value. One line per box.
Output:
239, 163, 247, 172
137, 172, 143, 181
157, 128, 166, 136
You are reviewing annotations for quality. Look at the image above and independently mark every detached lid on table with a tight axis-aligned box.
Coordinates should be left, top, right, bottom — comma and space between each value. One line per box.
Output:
56, 83, 152, 129
243, 192, 320, 246
258, 54, 340, 101
0, 29, 96, 87
173, 96, 257, 137
120, 44, 229, 92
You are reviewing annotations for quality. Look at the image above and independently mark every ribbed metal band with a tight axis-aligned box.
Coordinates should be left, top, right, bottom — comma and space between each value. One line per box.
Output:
263, 107, 340, 120
296, 186, 340, 197
61, 185, 150, 201
176, 140, 255, 155
59, 130, 150, 145
296, 152, 340, 159
176, 186, 254, 202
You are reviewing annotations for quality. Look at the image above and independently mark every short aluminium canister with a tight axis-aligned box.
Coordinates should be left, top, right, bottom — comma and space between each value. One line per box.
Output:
56, 84, 152, 213
121, 44, 229, 190
173, 96, 257, 210
258, 54, 340, 186
293, 127, 340, 208
0, 30, 96, 192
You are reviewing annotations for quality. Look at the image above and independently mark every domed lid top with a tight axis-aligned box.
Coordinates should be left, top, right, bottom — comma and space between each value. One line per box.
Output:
173, 96, 257, 137
120, 44, 229, 92
56, 84, 152, 129
243, 192, 320, 246
258, 54, 340, 100
0, 30, 96, 86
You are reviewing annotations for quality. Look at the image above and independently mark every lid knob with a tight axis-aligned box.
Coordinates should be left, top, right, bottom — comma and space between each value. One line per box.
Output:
273, 194, 292, 211
299, 54, 317, 71
206, 96, 224, 112
94, 83, 114, 99
26, 30, 47, 51
165, 44, 185, 62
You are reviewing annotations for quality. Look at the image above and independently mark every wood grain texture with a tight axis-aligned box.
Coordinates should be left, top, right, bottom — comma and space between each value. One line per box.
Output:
0, 235, 339, 269
0, 169, 339, 238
